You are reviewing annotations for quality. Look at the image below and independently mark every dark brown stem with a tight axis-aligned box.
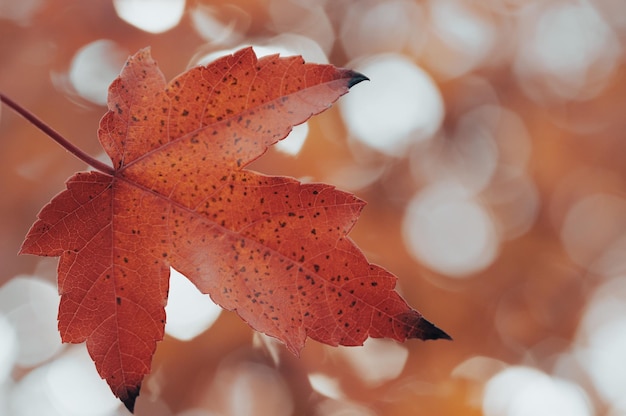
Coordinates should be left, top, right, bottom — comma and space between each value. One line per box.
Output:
0, 93, 115, 175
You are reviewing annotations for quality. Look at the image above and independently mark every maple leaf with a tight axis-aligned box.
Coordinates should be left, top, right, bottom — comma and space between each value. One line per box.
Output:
16, 47, 450, 412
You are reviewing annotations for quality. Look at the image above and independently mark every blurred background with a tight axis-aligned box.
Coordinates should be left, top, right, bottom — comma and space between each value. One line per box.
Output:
1, 0, 625, 415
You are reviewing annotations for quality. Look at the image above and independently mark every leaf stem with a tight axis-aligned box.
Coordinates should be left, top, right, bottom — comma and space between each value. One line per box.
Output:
0, 93, 115, 175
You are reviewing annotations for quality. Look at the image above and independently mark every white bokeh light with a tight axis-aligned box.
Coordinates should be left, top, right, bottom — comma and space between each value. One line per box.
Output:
165, 268, 222, 341
308, 373, 343, 400
326, 163, 387, 192
427, 0, 497, 78
209, 361, 293, 416
46, 347, 121, 416
451, 355, 506, 382
68, 40, 127, 105
412, 107, 500, 192
0, 276, 62, 367
483, 366, 593, 416
194, 34, 328, 67
0, 380, 10, 416
0, 0, 43, 23
514, 2, 621, 101
113, 0, 185, 34
339, 0, 425, 59
576, 277, 626, 411
268, 0, 335, 55
580, 318, 626, 412
274, 123, 309, 156
10, 364, 59, 416
403, 181, 499, 277
489, 169, 540, 240
0, 314, 18, 382
190, 4, 249, 45
560, 193, 626, 275
10, 346, 120, 416
336, 338, 409, 387
340, 54, 444, 156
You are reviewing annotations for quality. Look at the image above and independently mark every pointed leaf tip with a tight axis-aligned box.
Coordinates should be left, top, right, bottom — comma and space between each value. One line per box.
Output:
398, 312, 451, 341
121, 386, 141, 413
347, 71, 369, 88
417, 317, 452, 341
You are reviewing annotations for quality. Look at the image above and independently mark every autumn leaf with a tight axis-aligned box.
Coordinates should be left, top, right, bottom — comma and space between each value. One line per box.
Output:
16, 47, 450, 412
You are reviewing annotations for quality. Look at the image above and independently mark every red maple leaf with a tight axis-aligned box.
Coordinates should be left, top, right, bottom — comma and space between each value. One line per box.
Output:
15, 47, 449, 412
